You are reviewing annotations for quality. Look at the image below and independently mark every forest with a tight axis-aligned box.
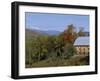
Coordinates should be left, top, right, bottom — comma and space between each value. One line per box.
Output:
25, 24, 89, 68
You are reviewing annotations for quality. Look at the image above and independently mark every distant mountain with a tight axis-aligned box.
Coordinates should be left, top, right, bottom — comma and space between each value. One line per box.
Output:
25, 28, 61, 42
45, 30, 61, 35
30, 29, 49, 35
25, 29, 46, 41
27, 28, 61, 36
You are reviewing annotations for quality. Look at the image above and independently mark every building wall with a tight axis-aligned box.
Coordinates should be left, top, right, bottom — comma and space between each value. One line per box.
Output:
75, 46, 89, 55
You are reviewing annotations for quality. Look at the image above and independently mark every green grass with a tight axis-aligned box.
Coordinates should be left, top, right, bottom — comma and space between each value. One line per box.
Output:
25, 55, 89, 68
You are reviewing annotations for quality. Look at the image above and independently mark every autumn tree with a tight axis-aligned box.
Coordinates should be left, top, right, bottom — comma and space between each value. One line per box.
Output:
63, 24, 78, 44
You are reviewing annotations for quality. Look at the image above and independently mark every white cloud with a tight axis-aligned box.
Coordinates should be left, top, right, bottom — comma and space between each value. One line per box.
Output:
27, 26, 40, 30
32, 26, 40, 30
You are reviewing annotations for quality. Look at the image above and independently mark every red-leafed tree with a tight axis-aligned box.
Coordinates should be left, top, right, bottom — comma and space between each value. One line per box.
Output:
63, 24, 77, 44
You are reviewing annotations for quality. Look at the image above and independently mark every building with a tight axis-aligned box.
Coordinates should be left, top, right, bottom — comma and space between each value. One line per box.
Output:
74, 37, 89, 55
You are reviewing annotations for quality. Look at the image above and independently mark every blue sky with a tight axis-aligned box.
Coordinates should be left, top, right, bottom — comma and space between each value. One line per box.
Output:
25, 12, 89, 32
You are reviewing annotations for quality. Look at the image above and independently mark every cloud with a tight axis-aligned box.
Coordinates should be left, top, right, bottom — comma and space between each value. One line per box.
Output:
27, 26, 40, 30
32, 26, 40, 30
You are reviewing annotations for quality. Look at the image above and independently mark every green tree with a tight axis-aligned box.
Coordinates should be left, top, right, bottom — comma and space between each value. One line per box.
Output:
25, 39, 33, 66
62, 44, 76, 59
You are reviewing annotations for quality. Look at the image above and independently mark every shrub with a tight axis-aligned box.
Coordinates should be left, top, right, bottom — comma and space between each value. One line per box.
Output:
62, 44, 76, 59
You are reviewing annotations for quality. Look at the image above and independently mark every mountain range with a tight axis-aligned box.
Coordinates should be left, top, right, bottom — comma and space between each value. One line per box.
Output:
26, 28, 61, 36
26, 28, 89, 41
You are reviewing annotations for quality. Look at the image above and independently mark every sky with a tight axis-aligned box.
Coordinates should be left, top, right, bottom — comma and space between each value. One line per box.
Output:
25, 12, 89, 32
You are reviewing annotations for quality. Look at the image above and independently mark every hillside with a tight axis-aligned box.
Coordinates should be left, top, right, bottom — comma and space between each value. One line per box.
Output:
26, 29, 42, 39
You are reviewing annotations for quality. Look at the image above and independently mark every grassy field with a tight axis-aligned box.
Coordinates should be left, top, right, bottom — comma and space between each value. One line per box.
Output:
26, 55, 89, 68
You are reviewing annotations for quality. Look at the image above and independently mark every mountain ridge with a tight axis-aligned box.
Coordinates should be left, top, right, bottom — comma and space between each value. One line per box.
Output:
26, 28, 61, 36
